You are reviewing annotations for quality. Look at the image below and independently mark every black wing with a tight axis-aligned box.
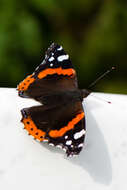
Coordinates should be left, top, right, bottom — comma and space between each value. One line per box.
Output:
21, 99, 85, 157
17, 43, 78, 103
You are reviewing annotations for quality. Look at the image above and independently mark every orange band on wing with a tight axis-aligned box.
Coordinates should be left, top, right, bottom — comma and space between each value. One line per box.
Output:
17, 74, 35, 91
49, 112, 85, 138
22, 116, 46, 141
38, 68, 75, 79
18, 68, 75, 91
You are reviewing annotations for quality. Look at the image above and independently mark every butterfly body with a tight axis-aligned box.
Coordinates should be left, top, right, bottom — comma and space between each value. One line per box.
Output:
17, 43, 90, 157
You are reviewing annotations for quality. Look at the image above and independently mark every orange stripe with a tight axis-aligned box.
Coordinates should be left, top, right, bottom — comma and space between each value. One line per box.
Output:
38, 68, 75, 79
18, 68, 75, 91
49, 112, 85, 138
22, 116, 46, 141
18, 74, 35, 91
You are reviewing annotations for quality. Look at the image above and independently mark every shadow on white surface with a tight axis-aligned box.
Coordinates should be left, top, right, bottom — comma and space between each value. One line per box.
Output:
1, 89, 127, 190
40, 99, 112, 185
70, 106, 112, 185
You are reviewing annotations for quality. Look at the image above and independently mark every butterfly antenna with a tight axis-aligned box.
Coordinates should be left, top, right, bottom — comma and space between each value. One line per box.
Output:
88, 66, 116, 89
84, 66, 116, 104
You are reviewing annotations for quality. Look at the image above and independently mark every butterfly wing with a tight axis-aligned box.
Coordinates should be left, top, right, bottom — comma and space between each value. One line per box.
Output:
21, 99, 85, 157
17, 43, 78, 102
18, 43, 86, 156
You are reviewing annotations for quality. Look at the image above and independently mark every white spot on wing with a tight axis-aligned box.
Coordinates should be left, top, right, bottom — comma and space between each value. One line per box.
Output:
35, 66, 39, 71
63, 148, 66, 152
43, 139, 48, 142
57, 54, 69, 62
66, 140, 72, 145
71, 154, 78, 158
78, 143, 83, 148
74, 129, 86, 140
57, 46, 63, 51
56, 145, 62, 149
49, 56, 55, 62
65, 136, 68, 139
50, 63, 53, 67
49, 143, 54, 146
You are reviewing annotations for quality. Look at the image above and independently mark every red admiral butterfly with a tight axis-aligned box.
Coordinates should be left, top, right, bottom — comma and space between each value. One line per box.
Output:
17, 43, 90, 157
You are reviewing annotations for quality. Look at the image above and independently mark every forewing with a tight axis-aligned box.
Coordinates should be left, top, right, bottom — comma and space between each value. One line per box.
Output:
17, 43, 78, 101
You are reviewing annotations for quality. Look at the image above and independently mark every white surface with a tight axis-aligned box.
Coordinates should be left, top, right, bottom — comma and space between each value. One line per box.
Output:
0, 88, 127, 190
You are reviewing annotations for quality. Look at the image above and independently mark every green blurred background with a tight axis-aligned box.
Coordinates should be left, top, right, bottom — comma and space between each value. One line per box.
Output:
0, 0, 127, 94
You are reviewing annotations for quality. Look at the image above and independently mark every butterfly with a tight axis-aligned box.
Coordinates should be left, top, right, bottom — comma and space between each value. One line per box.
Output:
17, 43, 90, 157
